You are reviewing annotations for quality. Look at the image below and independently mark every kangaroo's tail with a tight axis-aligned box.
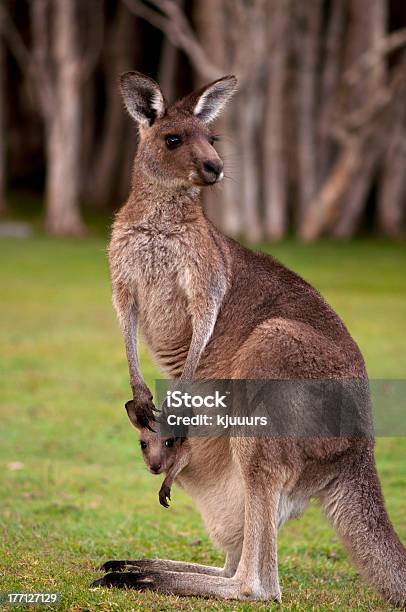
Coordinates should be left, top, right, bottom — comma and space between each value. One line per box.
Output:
319, 449, 406, 608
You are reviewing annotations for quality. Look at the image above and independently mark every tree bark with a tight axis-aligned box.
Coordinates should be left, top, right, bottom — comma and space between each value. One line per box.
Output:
300, 140, 363, 242
91, 3, 135, 208
44, 0, 84, 236
318, 0, 347, 183
158, 0, 181, 104
332, 145, 380, 238
376, 90, 406, 237
333, 0, 387, 236
238, 87, 263, 242
263, 0, 290, 240
237, 0, 267, 242
295, 0, 322, 230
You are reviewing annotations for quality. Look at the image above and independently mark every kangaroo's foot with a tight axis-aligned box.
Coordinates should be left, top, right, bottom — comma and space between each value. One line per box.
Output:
91, 569, 279, 600
99, 558, 224, 576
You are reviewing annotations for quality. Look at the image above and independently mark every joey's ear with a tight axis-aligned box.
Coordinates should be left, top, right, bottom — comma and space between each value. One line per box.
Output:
125, 399, 141, 430
180, 75, 237, 124
120, 71, 166, 127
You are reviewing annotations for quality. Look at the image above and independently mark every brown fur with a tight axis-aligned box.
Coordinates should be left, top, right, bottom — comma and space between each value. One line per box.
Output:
97, 72, 406, 606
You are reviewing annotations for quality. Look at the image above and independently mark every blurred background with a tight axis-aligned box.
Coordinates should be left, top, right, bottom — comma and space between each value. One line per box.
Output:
0, 0, 406, 240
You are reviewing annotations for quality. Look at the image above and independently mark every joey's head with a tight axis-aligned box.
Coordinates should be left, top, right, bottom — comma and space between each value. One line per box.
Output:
125, 402, 181, 475
120, 71, 237, 188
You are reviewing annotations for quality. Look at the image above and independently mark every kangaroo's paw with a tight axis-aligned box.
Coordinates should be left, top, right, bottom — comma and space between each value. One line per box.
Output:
159, 484, 171, 508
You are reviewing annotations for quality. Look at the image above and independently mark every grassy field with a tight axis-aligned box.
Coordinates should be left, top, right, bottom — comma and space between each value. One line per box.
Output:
0, 234, 405, 611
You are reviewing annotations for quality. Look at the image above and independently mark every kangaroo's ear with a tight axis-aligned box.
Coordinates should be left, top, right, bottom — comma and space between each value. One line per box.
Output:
125, 399, 141, 429
120, 71, 166, 127
182, 75, 238, 124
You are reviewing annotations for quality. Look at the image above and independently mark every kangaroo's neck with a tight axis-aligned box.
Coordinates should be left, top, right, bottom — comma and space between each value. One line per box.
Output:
125, 162, 204, 228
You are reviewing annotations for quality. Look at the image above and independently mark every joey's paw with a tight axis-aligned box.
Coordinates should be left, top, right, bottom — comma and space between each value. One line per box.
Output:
159, 484, 171, 508
125, 397, 155, 431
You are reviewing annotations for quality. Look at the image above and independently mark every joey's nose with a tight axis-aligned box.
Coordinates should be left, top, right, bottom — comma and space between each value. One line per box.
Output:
150, 463, 161, 474
201, 159, 223, 184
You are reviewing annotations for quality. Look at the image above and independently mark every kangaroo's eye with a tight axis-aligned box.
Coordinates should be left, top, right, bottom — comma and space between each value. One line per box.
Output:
164, 438, 175, 448
209, 135, 220, 146
165, 135, 182, 150
140, 440, 147, 450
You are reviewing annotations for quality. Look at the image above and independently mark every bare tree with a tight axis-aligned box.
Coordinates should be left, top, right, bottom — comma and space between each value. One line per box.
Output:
0, 0, 102, 235
38, 0, 85, 235
376, 77, 406, 238
333, 0, 387, 238
317, 0, 347, 184
3, 0, 405, 240
263, 0, 290, 240
91, 3, 136, 208
295, 0, 322, 230
158, 0, 183, 102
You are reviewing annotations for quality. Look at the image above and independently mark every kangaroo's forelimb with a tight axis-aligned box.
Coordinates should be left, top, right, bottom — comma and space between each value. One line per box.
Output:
159, 442, 191, 507
177, 270, 227, 382
112, 283, 154, 428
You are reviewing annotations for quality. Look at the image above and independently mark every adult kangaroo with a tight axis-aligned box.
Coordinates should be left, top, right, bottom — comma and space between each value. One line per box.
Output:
98, 72, 406, 605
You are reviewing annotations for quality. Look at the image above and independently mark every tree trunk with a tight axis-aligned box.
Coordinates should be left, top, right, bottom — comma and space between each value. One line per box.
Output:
318, 0, 347, 183
0, 7, 7, 214
238, 85, 263, 242
332, 145, 379, 238
295, 0, 322, 230
194, 0, 229, 231
45, 0, 84, 236
263, 0, 290, 240
300, 140, 363, 242
333, 0, 387, 236
376, 90, 406, 237
91, 3, 135, 208
45, 116, 83, 235
158, 0, 181, 105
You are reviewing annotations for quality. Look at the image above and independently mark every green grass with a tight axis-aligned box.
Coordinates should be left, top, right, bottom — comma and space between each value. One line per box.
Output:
0, 233, 405, 611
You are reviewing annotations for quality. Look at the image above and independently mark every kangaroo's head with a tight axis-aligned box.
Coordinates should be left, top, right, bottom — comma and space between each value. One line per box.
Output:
125, 401, 182, 474
138, 427, 181, 475
120, 71, 237, 188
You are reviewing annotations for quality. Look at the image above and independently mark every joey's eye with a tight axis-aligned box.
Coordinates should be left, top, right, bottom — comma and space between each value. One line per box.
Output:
165, 135, 182, 150
140, 440, 147, 450
164, 438, 175, 448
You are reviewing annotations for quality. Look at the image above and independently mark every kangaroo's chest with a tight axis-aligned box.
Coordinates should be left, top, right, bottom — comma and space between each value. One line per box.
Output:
130, 230, 194, 372
133, 230, 187, 283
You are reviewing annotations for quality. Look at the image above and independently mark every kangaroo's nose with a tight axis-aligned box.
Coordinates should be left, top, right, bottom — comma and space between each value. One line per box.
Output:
203, 160, 222, 177
201, 159, 223, 184
150, 463, 161, 474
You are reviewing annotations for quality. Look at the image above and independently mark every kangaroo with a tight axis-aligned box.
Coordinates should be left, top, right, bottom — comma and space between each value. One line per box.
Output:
126, 401, 191, 508
96, 71, 406, 605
